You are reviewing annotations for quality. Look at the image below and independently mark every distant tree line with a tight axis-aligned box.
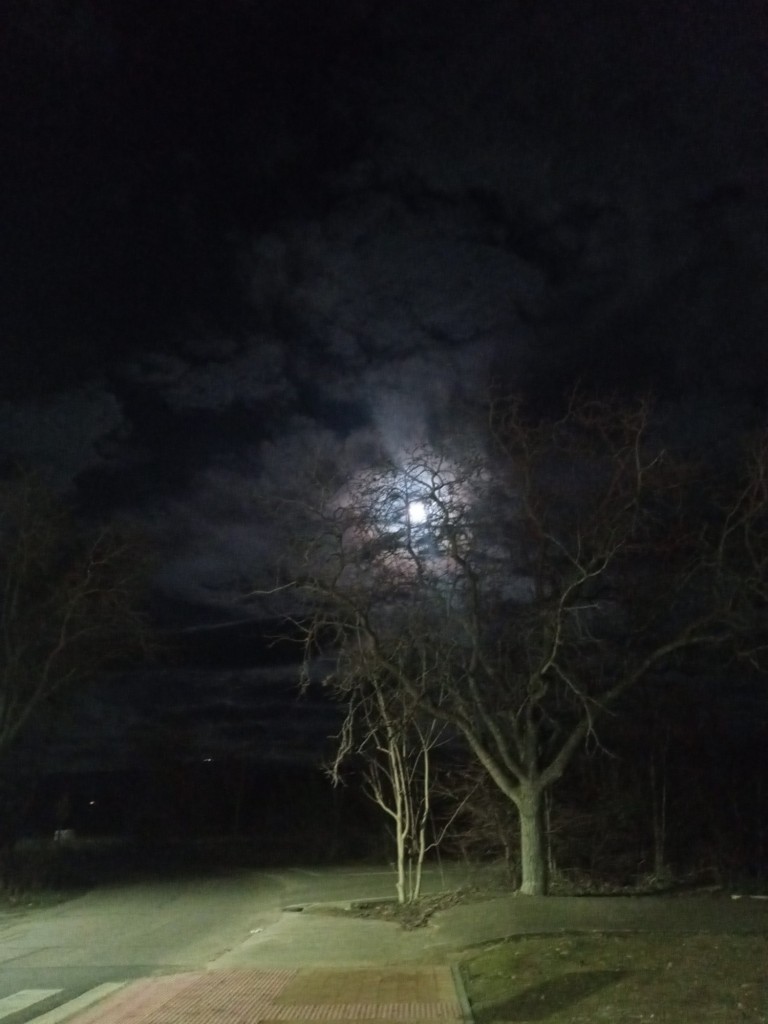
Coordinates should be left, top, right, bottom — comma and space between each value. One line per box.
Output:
0, 471, 151, 877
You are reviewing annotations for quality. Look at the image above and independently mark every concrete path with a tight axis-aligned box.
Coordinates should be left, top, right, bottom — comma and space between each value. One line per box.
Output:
214, 888, 768, 969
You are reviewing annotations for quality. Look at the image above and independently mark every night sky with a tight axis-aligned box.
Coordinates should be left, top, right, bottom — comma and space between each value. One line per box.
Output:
2, 0, 768, 780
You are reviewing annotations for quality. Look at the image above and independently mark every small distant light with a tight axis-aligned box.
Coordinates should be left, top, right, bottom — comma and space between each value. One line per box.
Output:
89, 800, 96, 805
203, 757, 213, 762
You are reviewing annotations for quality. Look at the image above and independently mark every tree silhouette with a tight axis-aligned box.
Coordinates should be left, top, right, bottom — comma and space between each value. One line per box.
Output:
0, 474, 151, 758
283, 396, 768, 894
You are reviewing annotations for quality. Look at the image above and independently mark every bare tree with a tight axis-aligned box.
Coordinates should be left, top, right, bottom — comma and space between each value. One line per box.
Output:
282, 396, 767, 895
325, 661, 449, 904
0, 474, 151, 757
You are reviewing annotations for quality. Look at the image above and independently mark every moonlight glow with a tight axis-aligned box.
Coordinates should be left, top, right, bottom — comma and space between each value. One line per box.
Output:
407, 499, 427, 525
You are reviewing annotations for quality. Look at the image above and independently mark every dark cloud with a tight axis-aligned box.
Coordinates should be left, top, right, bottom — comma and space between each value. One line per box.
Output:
124, 342, 296, 412
1, 0, 766, 765
3, 0, 767, 599
0, 387, 129, 487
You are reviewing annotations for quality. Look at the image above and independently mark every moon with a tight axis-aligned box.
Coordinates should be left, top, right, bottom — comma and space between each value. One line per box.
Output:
408, 499, 427, 525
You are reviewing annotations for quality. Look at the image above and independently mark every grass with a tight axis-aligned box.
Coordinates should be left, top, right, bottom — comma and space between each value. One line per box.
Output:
459, 932, 767, 1023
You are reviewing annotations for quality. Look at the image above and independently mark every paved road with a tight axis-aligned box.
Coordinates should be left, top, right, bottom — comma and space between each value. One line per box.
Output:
0, 870, 285, 1023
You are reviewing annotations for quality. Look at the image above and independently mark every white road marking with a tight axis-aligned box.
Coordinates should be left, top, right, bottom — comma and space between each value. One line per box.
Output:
0, 990, 61, 1019
28, 982, 126, 1024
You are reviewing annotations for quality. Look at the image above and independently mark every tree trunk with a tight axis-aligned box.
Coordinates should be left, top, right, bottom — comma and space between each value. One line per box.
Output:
650, 757, 667, 879
395, 820, 406, 904
392, 749, 407, 904
517, 785, 548, 895
650, 721, 670, 881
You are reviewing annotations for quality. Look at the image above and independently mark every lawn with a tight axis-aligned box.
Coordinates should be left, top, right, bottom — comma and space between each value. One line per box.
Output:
459, 932, 767, 1023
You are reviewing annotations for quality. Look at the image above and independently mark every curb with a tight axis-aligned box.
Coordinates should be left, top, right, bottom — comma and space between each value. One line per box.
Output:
450, 964, 475, 1024
283, 896, 398, 913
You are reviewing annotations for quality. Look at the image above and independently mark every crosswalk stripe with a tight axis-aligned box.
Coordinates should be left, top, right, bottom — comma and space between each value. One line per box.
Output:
0, 990, 61, 1019
28, 983, 127, 1024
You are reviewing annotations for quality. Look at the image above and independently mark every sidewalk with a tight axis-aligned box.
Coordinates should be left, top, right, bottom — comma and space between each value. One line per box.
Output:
214, 889, 768, 969
54, 966, 467, 1024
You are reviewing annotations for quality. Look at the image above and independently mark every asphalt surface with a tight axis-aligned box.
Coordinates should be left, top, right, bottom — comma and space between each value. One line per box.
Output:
0, 871, 283, 1023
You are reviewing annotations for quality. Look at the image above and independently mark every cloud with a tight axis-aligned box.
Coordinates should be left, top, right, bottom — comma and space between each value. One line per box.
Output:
143, 469, 271, 611
244, 188, 536, 451
124, 339, 296, 412
290, 191, 534, 356
0, 386, 128, 487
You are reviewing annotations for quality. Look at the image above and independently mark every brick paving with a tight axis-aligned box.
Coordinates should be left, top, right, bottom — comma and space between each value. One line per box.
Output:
63, 967, 465, 1024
